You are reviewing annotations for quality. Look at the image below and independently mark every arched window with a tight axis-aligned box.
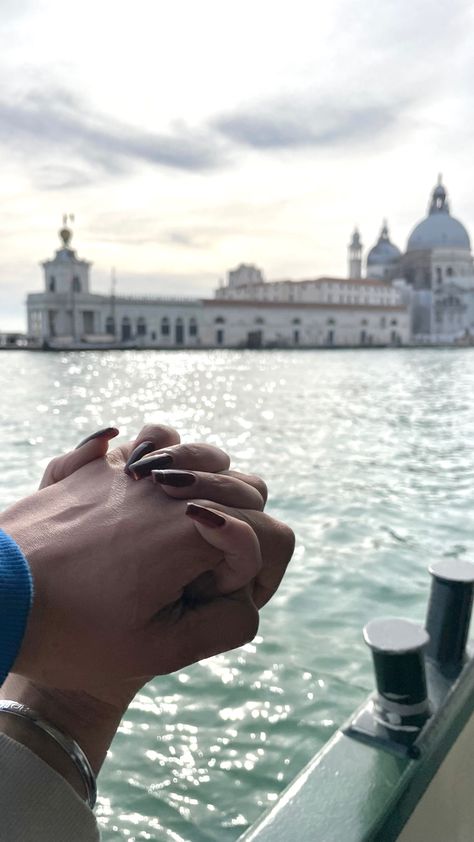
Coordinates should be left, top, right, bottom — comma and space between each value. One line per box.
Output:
105, 316, 115, 335
161, 317, 170, 336
327, 318, 336, 326
292, 317, 301, 325
446, 267, 453, 277
215, 316, 226, 324
391, 319, 398, 326
361, 318, 368, 326
136, 316, 147, 337
189, 317, 198, 337
255, 317, 265, 325
49, 276, 56, 292
72, 276, 81, 293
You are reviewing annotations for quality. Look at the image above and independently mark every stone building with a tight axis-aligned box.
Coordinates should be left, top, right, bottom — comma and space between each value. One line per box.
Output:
362, 178, 474, 341
27, 219, 410, 349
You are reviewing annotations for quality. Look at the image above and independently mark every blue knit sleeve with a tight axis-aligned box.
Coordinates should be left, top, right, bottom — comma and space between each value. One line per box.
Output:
0, 529, 33, 683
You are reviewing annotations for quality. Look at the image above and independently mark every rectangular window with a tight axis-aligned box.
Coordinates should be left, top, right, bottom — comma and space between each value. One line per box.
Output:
216, 329, 224, 345
82, 311, 94, 334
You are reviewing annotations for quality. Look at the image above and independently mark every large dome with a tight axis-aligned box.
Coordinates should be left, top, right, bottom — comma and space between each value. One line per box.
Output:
407, 179, 471, 252
367, 222, 401, 266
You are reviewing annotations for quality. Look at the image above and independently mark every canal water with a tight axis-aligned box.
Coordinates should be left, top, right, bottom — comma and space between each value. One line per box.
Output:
1, 348, 473, 841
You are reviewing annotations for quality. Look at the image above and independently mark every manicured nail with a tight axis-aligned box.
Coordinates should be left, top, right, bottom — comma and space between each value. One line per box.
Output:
129, 452, 173, 479
75, 427, 119, 449
152, 470, 196, 488
124, 441, 155, 475
186, 503, 226, 528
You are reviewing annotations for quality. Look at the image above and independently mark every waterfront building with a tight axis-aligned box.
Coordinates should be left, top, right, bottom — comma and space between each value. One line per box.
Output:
364, 178, 474, 342
32, 174, 474, 348
27, 219, 410, 349
216, 177, 474, 344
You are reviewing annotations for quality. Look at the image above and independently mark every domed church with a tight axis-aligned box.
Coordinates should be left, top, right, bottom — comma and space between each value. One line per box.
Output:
357, 177, 474, 340
367, 221, 401, 281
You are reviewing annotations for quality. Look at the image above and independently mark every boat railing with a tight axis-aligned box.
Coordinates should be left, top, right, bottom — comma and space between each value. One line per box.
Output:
237, 559, 474, 842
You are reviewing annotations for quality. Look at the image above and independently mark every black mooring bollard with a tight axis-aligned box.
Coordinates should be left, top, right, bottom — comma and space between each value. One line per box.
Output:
364, 618, 431, 741
425, 559, 474, 675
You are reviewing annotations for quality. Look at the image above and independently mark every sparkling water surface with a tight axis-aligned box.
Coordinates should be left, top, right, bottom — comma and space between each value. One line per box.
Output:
1, 348, 474, 841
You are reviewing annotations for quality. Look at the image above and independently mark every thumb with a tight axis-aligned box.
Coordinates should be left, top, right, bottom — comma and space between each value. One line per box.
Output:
39, 427, 119, 489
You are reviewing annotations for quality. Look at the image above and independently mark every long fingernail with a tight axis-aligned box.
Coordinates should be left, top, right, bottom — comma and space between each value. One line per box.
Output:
124, 441, 155, 475
186, 503, 226, 528
128, 453, 173, 479
152, 470, 196, 487
75, 427, 119, 449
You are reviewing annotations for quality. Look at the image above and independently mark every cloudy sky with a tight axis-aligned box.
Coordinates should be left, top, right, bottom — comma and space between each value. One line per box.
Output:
1, 0, 474, 329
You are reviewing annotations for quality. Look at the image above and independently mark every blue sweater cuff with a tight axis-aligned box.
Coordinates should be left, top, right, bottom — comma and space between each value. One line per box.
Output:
0, 530, 33, 683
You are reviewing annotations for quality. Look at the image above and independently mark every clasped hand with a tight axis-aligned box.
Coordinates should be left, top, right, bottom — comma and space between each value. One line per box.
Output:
0, 423, 294, 716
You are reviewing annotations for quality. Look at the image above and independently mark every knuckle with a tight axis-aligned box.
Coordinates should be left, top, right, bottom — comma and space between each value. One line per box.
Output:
228, 471, 268, 504
279, 522, 296, 559
211, 473, 235, 493
241, 605, 259, 645
245, 473, 268, 501
179, 443, 204, 462
47, 456, 63, 479
140, 423, 180, 446
256, 479, 268, 503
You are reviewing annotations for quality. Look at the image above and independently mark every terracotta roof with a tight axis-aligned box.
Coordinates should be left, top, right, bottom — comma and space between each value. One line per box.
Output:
202, 299, 407, 312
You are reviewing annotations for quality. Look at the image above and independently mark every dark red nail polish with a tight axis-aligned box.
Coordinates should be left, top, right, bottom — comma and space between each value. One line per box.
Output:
129, 453, 173, 479
75, 427, 119, 449
152, 470, 196, 487
124, 441, 155, 475
186, 503, 226, 528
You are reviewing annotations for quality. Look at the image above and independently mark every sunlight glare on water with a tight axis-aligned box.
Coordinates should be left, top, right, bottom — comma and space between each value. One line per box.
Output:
1, 348, 474, 841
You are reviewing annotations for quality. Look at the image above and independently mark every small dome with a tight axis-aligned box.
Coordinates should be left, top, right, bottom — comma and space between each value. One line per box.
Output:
367, 222, 401, 266
407, 179, 471, 251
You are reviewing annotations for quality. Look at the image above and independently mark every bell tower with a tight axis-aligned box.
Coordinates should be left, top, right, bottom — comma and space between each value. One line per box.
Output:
348, 228, 363, 280
41, 215, 92, 296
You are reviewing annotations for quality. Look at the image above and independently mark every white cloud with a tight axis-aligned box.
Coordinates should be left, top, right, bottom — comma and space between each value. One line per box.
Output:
0, 0, 474, 330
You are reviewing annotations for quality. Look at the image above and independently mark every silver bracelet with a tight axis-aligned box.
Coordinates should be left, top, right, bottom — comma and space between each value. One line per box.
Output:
0, 699, 97, 809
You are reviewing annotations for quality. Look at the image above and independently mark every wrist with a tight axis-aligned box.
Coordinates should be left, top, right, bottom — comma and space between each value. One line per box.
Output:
0, 706, 89, 802
0, 674, 123, 776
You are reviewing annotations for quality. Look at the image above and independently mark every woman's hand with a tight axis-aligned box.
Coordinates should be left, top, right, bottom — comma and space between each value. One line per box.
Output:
3, 422, 294, 778
39, 423, 267, 509
3, 421, 289, 691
